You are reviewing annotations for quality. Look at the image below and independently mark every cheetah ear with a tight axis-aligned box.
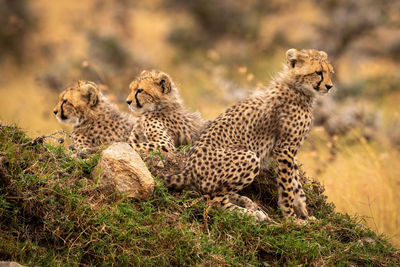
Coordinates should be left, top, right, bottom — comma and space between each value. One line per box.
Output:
286, 48, 304, 68
157, 74, 172, 94
319, 50, 328, 59
81, 82, 99, 107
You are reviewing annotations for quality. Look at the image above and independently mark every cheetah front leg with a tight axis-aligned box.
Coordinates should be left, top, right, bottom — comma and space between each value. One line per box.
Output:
292, 159, 310, 219
70, 138, 100, 157
129, 127, 175, 154
72, 137, 91, 151
130, 140, 175, 154
273, 145, 298, 219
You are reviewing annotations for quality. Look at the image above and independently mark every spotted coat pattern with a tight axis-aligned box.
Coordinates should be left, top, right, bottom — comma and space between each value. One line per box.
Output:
126, 70, 207, 153
165, 49, 334, 221
53, 81, 135, 150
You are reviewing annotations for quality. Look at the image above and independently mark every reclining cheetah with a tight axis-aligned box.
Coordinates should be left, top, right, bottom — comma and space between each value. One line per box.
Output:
126, 70, 207, 153
165, 49, 334, 221
53, 80, 136, 150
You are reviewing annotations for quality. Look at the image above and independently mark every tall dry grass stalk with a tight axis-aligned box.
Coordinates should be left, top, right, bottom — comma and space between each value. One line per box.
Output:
300, 129, 400, 247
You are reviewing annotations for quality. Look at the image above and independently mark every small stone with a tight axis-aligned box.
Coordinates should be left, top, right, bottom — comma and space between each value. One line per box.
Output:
58, 137, 64, 144
93, 142, 154, 200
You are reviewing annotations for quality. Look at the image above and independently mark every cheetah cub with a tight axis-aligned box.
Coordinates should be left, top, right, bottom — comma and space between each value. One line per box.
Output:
53, 80, 136, 150
126, 70, 206, 153
165, 49, 334, 222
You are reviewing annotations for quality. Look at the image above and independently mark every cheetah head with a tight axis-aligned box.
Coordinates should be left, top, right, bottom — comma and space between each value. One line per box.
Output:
53, 80, 100, 126
286, 48, 334, 95
126, 70, 182, 112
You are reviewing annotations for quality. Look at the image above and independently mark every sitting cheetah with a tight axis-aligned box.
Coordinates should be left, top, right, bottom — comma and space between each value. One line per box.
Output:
53, 80, 136, 150
126, 70, 207, 153
165, 49, 334, 221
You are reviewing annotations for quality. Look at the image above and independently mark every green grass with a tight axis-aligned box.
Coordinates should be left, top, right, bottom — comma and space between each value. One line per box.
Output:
0, 124, 399, 266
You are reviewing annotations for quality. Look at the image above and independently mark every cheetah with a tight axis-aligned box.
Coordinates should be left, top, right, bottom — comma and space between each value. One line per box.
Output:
53, 80, 136, 150
126, 70, 207, 154
165, 49, 334, 222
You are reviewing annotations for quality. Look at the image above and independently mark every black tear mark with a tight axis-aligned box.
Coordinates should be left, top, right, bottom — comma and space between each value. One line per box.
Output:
60, 100, 67, 120
315, 71, 324, 91
135, 89, 143, 108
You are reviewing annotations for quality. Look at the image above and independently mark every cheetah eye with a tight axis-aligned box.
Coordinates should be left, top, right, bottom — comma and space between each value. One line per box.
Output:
137, 89, 143, 93
62, 99, 67, 104
315, 71, 323, 75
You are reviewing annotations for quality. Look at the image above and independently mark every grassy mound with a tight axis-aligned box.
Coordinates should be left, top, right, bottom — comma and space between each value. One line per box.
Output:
0, 125, 399, 266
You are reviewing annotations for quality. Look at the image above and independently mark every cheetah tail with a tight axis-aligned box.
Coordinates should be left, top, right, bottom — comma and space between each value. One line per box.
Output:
163, 168, 193, 191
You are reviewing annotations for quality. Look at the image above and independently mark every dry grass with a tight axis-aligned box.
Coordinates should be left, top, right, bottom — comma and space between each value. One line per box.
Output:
300, 129, 400, 247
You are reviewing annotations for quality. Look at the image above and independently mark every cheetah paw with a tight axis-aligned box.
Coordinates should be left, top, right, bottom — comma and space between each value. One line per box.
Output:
292, 216, 316, 225
294, 218, 307, 225
255, 210, 270, 222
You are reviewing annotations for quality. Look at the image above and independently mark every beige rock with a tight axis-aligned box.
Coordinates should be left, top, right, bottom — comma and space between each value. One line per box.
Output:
94, 142, 154, 200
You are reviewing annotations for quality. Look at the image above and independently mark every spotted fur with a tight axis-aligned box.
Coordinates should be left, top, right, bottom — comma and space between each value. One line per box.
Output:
53, 80, 135, 150
126, 70, 207, 154
165, 49, 334, 221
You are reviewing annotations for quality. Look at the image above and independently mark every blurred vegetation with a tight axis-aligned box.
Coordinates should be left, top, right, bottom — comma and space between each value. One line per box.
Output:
0, 0, 36, 65
0, 0, 399, 252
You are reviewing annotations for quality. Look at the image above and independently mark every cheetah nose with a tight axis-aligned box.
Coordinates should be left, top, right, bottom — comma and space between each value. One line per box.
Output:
325, 84, 333, 90
53, 110, 58, 115
126, 100, 132, 105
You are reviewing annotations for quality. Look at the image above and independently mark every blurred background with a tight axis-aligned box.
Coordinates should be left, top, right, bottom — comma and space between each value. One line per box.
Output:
0, 0, 399, 246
